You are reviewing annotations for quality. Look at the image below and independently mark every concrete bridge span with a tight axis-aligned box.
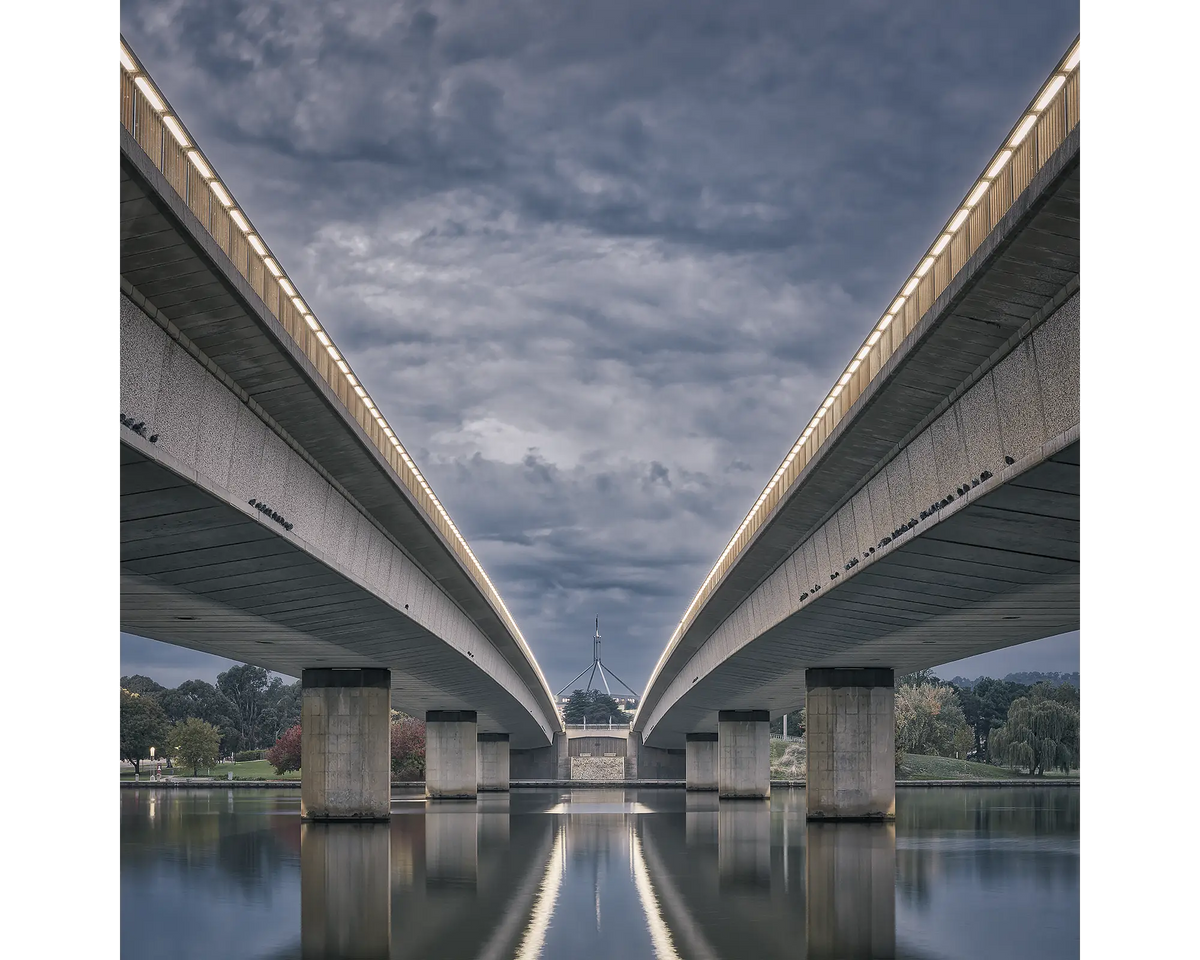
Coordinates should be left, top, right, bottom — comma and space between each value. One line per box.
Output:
634, 40, 1081, 815
119, 38, 561, 815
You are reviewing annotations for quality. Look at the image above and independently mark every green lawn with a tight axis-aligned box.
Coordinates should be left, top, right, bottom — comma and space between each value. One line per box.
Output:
898, 754, 1079, 780
120, 759, 300, 781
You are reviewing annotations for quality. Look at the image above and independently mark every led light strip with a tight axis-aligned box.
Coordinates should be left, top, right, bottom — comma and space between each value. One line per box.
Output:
120, 40, 558, 715
640, 38, 1081, 698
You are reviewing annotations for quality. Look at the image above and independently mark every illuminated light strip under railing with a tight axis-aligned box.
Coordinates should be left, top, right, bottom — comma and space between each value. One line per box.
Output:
640, 38, 1081, 696
120, 41, 559, 719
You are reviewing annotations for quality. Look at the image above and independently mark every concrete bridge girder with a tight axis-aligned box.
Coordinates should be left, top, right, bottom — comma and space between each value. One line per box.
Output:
641, 292, 1079, 747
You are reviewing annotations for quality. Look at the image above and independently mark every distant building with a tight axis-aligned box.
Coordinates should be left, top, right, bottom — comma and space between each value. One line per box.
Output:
557, 692, 639, 713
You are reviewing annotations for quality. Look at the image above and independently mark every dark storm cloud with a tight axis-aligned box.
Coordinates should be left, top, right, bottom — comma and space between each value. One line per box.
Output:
119, 1, 1079, 691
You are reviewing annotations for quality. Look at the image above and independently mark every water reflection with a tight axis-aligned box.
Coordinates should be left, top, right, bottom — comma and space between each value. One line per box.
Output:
122, 786, 1079, 960
717, 800, 771, 890
806, 822, 896, 959
425, 801, 478, 891
300, 822, 390, 959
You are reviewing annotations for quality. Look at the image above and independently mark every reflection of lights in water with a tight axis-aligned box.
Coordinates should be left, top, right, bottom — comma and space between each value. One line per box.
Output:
149, 796, 156, 821
630, 827, 680, 960
514, 823, 566, 960
595, 876, 601, 931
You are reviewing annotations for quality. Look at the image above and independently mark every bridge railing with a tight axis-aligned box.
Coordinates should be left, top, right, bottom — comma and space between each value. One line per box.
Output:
649, 38, 1081, 684
565, 721, 633, 732
119, 39, 556, 712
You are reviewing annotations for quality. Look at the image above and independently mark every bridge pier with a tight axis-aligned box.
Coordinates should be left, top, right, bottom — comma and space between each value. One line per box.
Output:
477, 733, 510, 792
300, 668, 392, 821
717, 710, 771, 799
685, 732, 718, 791
426, 711, 478, 799
805, 668, 895, 820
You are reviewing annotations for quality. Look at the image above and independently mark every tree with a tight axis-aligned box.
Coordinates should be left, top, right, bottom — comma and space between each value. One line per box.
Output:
990, 688, 1079, 775
954, 677, 1030, 761
121, 688, 169, 775
897, 668, 938, 687
895, 682, 973, 758
158, 680, 238, 752
260, 678, 302, 745
562, 689, 625, 724
391, 714, 426, 780
266, 724, 302, 775
121, 675, 166, 696
217, 664, 271, 752
172, 717, 223, 777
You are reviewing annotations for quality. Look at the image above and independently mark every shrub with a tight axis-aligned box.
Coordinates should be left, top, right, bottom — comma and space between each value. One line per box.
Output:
234, 749, 266, 762
266, 725, 302, 775
391, 715, 426, 780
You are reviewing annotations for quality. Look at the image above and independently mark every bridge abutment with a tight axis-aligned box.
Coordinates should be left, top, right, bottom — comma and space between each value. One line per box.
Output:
717, 710, 771, 799
300, 668, 392, 821
426, 711, 478, 799
685, 732, 718, 791
477, 733, 510, 791
805, 668, 895, 820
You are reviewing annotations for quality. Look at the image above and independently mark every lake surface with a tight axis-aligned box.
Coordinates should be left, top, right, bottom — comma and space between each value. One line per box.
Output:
121, 785, 1078, 959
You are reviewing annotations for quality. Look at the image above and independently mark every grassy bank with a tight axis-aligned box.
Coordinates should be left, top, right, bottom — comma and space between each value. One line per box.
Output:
898, 754, 1079, 780
120, 759, 300, 781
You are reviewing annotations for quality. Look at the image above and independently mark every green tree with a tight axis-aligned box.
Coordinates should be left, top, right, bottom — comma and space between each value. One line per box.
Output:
217, 664, 271, 751
954, 677, 1030, 761
563, 689, 625, 724
158, 680, 238, 752
120, 675, 166, 696
895, 682, 973, 758
121, 688, 169, 775
989, 689, 1079, 775
260, 678, 302, 745
171, 717, 223, 777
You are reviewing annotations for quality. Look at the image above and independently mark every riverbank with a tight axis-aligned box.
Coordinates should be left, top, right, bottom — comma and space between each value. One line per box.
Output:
120, 777, 1078, 789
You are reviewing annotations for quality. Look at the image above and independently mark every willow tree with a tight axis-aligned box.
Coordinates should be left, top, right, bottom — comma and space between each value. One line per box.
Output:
989, 694, 1079, 775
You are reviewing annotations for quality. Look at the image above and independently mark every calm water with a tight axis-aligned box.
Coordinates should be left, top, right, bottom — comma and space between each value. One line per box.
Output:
121, 786, 1078, 959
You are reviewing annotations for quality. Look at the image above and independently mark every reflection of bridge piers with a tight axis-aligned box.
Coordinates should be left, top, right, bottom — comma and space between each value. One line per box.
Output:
718, 800, 771, 891
425, 801, 479, 891
805, 821, 896, 960
301, 821, 391, 960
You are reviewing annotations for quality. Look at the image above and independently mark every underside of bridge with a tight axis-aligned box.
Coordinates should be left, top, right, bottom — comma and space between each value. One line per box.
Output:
119, 53, 562, 813
634, 57, 1079, 814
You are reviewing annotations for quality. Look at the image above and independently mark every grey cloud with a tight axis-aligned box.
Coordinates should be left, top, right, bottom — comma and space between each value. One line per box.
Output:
121, 0, 1079, 693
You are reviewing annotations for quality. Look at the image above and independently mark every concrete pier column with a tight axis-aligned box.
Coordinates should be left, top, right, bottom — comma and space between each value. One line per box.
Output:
301, 821, 391, 959
300, 668, 391, 821
805, 668, 895, 820
685, 732, 718, 791
477, 733, 510, 792
426, 710, 478, 799
717, 710, 771, 799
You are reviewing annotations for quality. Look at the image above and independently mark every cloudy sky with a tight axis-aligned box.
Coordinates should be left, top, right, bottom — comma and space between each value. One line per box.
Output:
119, 0, 1080, 693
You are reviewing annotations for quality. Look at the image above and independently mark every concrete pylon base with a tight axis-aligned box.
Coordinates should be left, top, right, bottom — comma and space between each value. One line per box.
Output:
426, 711, 478, 799
805, 668, 895, 820
477, 733, 510, 791
717, 710, 771, 799
685, 733, 718, 791
300, 668, 391, 821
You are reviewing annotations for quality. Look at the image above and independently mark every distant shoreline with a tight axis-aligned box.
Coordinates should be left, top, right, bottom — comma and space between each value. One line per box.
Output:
119, 777, 1078, 790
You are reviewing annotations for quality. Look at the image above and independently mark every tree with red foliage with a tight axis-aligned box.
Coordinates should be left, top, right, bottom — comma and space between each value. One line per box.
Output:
267, 723, 302, 775
391, 714, 426, 780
